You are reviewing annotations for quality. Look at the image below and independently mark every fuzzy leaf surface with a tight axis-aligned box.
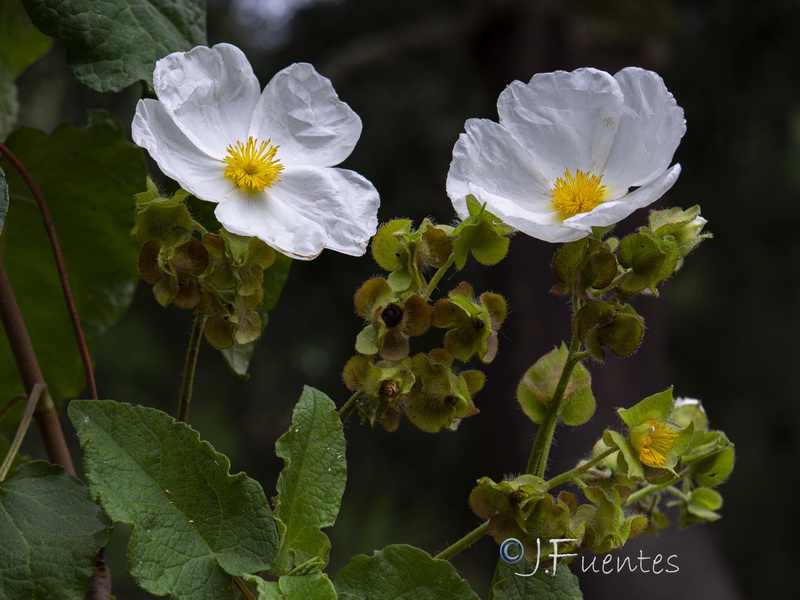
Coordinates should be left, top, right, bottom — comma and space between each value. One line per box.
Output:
334, 544, 479, 599
69, 400, 277, 600
491, 559, 583, 599
0, 461, 112, 600
272, 386, 347, 574
22, 0, 206, 92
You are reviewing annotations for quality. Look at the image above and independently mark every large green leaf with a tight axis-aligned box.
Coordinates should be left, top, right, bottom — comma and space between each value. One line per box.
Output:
221, 252, 292, 377
272, 386, 347, 574
334, 544, 479, 600
21, 0, 206, 92
247, 572, 338, 600
68, 399, 278, 600
0, 0, 52, 140
0, 461, 112, 600
0, 112, 145, 402
491, 559, 583, 600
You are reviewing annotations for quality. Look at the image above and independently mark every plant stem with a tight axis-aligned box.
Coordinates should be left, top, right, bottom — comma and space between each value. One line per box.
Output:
233, 576, 256, 600
0, 142, 98, 400
177, 312, 208, 423
525, 336, 584, 477
0, 383, 44, 482
0, 261, 75, 475
0, 395, 26, 422
434, 521, 489, 561
339, 392, 361, 423
624, 469, 689, 507
424, 253, 455, 300
544, 447, 617, 490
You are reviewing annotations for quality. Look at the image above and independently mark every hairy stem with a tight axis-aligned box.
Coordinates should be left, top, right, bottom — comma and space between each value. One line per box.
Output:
233, 576, 256, 600
424, 253, 455, 300
338, 392, 361, 423
544, 447, 617, 490
0, 142, 98, 400
434, 521, 489, 561
625, 469, 690, 507
525, 336, 584, 477
177, 312, 208, 423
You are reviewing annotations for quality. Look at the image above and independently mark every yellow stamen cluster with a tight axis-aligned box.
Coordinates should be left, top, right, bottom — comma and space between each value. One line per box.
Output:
631, 419, 679, 467
550, 168, 608, 220
223, 136, 284, 192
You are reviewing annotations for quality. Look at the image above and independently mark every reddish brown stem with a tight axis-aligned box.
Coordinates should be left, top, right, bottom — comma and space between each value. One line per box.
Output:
0, 261, 75, 475
0, 142, 98, 400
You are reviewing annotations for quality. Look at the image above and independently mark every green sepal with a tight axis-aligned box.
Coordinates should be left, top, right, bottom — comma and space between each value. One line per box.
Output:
371, 220, 412, 271
404, 352, 481, 432
573, 301, 645, 361
451, 196, 512, 270
616, 230, 679, 294
342, 356, 415, 431
468, 475, 548, 545
551, 237, 617, 296
432, 283, 507, 363
617, 388, 674, 427
602, 430, 645, 481
517, 344, 595, 426
648, 205, 711, 259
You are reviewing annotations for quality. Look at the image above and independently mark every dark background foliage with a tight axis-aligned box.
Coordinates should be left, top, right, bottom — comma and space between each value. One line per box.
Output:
11, 0, 798, 597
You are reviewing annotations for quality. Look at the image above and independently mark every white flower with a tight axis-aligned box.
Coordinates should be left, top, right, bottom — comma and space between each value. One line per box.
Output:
447, 67, 686, 243
132, 43, 379, 260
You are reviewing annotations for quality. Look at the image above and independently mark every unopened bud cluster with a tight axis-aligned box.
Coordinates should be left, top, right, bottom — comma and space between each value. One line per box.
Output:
343, 196, 511, 432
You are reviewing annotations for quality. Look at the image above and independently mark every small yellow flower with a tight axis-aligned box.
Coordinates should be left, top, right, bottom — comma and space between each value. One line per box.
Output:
630, 419, 678, 467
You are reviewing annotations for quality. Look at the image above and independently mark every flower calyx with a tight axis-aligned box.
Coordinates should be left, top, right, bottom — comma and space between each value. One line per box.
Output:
432, 282, 507, 363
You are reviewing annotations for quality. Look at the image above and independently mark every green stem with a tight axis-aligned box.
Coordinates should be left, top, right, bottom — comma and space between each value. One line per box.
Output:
177, 312, 208, 423
434, 521, 489, 561
624, 469, 689, 507
0, 383, 44, 482
339, 392, 361, 423
525, 336, 584, 477
544, 447, 617, 490
424, 253, 456, 300
233, 576, 255, 600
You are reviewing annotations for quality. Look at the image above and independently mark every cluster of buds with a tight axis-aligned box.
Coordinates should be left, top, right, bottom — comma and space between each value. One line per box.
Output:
133, 180, 285, 350
471, 390, 733, 564
343, 197, 511, 432
550, 205, 710, 362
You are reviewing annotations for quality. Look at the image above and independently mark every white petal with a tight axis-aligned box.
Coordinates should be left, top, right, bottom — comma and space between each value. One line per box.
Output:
270, 165, 379, 256
467, 183, 590, 244
249, 63, 362, 167
497, 69, 624, 182
152, 44, 261, 158
215, 188, 328, 260
600, 68, 686, 191
132, 99, 235, 202
566, 164, 682, 228
446, 118, 552, 219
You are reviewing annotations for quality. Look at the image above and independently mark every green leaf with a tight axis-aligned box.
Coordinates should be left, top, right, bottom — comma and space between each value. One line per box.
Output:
602, 430, 645, 480
0, 112, 146, 402
334, 544, 479, 600
491, 559, 583, 600
221, 252, 291, 377
0, 166, 7, 235
68, 399, 277, 600
248, 572, 338, 600
272, 386, 347, 575
0, 0, 52, 140
22, 0, 207, 92
0, 461, 112, 600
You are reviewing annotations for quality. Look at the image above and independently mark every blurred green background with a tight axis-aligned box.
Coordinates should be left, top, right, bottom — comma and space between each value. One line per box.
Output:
7, 0, 798, 597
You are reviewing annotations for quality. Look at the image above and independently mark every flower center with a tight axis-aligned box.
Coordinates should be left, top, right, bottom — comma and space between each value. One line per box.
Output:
223, 136, 284, 192
631, 419, 678, 467
550, 168, 607, 220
